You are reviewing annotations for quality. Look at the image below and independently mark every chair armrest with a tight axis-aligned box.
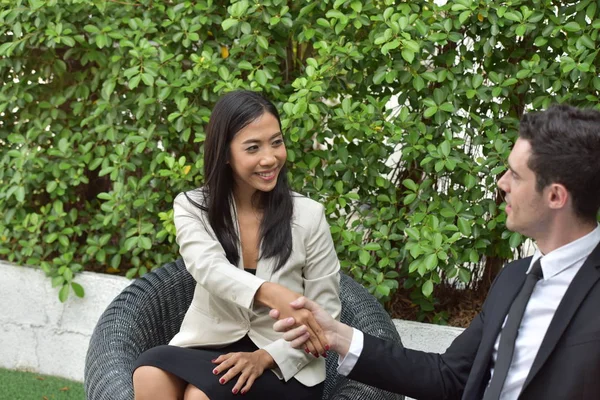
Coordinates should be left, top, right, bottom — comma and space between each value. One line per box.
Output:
84, 260, 194, 400
322, 273, 405, 400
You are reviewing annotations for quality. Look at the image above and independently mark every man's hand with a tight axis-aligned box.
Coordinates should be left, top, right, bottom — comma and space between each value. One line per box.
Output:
211, 350, 274, 395
270, 296, 354, 357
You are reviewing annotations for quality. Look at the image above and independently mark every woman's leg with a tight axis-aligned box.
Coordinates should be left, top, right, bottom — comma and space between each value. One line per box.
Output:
133, 366, 187, 400
183, 384, 211, 400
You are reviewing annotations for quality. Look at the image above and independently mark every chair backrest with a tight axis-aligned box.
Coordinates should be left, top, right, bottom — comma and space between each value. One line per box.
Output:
85, 259, 404, 400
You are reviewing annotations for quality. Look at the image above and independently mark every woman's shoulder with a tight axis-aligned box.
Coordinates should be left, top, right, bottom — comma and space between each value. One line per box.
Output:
174, 187, 208, 210
290, 192, 325, 219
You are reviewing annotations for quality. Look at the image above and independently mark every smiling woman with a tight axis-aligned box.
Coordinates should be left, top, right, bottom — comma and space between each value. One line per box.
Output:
131, 90, 341, 400
229, 113, 287, 197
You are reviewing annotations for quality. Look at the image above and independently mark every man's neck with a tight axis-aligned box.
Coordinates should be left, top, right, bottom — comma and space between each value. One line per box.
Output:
535, 222, 597, 255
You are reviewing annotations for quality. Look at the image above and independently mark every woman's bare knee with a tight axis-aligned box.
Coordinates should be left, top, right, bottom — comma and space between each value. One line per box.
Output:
183, 384, 210, 400
133, 366, 186, 399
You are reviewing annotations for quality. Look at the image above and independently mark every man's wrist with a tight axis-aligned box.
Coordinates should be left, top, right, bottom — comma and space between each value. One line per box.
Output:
332, 321, 354, 357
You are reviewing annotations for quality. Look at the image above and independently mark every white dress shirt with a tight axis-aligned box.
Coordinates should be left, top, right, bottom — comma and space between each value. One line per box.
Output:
338, 225, 600, 400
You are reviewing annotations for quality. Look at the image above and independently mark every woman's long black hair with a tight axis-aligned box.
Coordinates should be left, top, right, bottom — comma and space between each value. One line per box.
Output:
186, 90, 293, 271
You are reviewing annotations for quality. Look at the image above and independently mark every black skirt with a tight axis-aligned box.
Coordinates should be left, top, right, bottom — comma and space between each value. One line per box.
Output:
133, 336, 324, 399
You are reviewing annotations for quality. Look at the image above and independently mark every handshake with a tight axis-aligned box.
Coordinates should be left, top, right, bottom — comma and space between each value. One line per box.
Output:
269, 296, 354, 358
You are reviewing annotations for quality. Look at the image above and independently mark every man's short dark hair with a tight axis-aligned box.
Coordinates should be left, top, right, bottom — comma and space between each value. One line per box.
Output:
519, 104, 600, 222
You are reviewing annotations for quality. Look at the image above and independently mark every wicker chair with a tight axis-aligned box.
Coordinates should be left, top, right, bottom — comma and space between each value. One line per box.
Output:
84, 259, 404, 400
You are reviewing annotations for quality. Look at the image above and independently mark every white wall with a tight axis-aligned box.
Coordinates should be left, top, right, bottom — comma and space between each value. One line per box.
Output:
0, 260, 130, 381
0, 260, 463, 385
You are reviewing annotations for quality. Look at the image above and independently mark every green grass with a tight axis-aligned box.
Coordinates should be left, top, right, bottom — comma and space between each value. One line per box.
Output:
0, 368, 85, 400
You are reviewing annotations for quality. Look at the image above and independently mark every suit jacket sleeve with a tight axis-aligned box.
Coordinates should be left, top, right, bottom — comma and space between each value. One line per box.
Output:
173, 192, 266, 309
262, 202, 342, 382
348, 265, 510, 399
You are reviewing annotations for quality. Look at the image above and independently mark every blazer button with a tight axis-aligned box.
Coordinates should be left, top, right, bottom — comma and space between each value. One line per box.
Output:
231, 294, 237, 301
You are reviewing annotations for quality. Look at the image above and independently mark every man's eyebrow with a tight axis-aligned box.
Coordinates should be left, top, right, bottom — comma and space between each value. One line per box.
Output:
507, 161, 519, 176
241, 132, 282, 144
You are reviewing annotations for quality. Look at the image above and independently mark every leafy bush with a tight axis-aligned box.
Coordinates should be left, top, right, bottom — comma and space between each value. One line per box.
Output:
1, 0, 599, 319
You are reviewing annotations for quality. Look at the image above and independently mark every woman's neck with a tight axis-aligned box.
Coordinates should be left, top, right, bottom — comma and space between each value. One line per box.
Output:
233, 187, 261, 213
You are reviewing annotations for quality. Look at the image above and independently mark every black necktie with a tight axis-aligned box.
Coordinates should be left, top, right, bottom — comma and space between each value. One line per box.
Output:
483, 259, 544, 400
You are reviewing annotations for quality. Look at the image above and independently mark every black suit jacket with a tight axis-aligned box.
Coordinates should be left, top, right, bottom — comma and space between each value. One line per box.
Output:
349, 242, 600, 399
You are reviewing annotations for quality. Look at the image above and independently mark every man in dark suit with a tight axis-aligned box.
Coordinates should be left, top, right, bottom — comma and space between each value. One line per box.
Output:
271, 104, 600, 399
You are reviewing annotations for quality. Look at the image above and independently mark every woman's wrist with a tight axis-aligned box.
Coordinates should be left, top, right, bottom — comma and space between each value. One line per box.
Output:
254, 282, 277, 308
256, 349, 276, 369
255, 282, 298, 309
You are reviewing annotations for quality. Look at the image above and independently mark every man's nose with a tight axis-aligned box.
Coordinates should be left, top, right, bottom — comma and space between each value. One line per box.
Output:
497, 171, 509, 192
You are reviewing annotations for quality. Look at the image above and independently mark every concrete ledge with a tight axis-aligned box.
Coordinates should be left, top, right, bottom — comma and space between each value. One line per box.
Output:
0, 260, 131, 381
0, 260, 463, 383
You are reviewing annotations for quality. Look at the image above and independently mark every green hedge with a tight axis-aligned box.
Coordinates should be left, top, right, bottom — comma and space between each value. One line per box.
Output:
1, 0, 599, 320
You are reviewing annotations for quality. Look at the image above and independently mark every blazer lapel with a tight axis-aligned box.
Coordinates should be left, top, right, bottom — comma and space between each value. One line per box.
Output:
522, 242, 600, 390
462, 259, 530, 399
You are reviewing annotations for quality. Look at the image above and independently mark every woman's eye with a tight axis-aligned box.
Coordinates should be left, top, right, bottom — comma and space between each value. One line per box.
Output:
272, 139, 284, 146
246, 145, 259, 152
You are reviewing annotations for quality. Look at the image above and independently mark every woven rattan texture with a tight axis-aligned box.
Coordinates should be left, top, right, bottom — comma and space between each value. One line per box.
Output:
84, 259, 404, 399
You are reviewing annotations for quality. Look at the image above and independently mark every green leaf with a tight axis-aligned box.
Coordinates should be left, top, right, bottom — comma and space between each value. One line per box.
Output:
424, 254, 438, 270
0, 42, 14, 56
563, 21, 581, 32
47, 181, 58, 193
238, 61, 253, 70
422, 280, 434, 297
578, 35, 595, 50
71, 282, 85, 298
139, 236, 152, 250
255, 70, 267, 86
326, 9, 346, 20
440, 141, 451, 157
59, 284, 70, 303
405, 227, 420, 241
218, 66, 230, 81
401, 49, 415, 63
402, 179, 418, 191
124, 236, 138, 251
457, 218, 472, 236
403, 193, 417, 205
335, 180, 344, 194
257, 36, 269, 49
502, 78, 518, 87
222, 18, 239, 31
141, 73, 154, 86
84, 25, 100, 33
129, 74, 141, 89
458, 268, 471, 283
364, 242, 381, 251
15, 186, 25, 202
381, 39, 400, 55
503, 11, 522, 22
359, 250, 370, 265
413, 76, 425, 91
509, 232, 523, 248
424, 106, 438, 118
439, 103, 455, 113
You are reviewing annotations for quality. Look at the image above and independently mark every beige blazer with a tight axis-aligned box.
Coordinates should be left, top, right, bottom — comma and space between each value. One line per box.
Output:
169, 190, 341, 387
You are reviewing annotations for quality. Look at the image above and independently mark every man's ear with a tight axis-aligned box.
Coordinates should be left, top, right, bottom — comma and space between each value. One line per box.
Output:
547, 183, 569, 210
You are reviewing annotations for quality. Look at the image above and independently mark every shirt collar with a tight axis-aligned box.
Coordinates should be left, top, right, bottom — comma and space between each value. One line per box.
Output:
529, 224, 600, 280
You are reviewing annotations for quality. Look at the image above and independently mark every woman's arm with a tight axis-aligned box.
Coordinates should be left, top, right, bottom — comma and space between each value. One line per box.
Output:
174, 192, 267, 309
262, 202, 341, 381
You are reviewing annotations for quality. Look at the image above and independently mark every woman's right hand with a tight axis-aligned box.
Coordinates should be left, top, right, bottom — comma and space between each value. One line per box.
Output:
255, 282, 329, 358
